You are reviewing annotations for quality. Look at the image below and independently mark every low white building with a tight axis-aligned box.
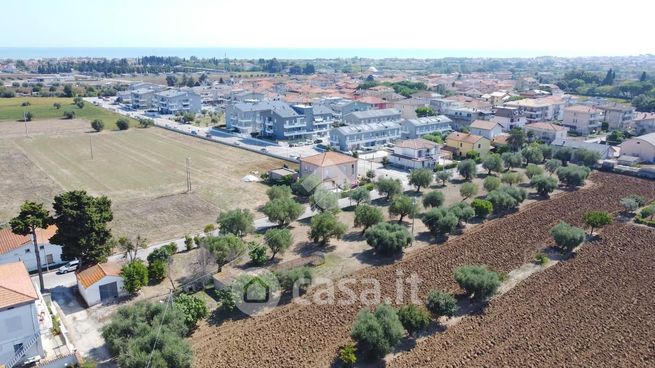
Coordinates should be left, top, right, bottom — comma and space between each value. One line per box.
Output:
524, 122, 568, 143
620, 132, 655, 163
0, 262, 47, 367
390, 139, 441, 169
76, 263, 126, 307
0, 225, 62, 272
469, 120, 504, 140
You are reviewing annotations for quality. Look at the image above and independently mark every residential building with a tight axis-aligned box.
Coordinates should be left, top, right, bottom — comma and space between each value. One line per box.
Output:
483, 91, 510, 106
445, 132, 491, 157
130, 88, 157, 109
330, 122, 402, 152
228, 90, 265, 102
400, 115, 452, 139
76, 263, 126, 307
441, 105, 493, 130
633, 112, 655, 135
469, 120, 503, 140
551, 138, 614, 160
390, 139, 441, 169
598, 102, 634, 130
391, 98, 430, 119
357, 96, 388, 109
562, 105, 603, 135
153, 90, 202, 114
524, 122, 569, 143
491, 106, 528, 131
0, 262, 46, 367
318, 98, 370, 119
0, 225, 62, 272
505, 97, 566, 122
225, 100, 275, 134
342, 108, 401, 125
299, 152, 358, 188
620, 132, 655, 163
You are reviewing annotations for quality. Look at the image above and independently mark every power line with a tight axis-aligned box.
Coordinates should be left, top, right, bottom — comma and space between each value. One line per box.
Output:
145, 292, 173, 368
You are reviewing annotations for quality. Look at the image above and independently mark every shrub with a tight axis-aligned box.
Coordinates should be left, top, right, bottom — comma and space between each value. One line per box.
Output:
640, 205, 655, 220
459, 182, 478, 200
365, 222, 412, 256
534, 251, 549, 265
91, 119, 104, 132
525, 163, 544, 178
583, 211, 613, 235
471, 198, 493, 218
556, 164, 590, 188
397, 304, 431, 336
274, 267, 313, 293
483, 176, 501, 192
63, 110, 76, 119
138, 118, 154, 128
24, 111, 34, 121
457, 159, 477, 180
339, 343, 357, 367
351, 304, 405, 360
184, 235, 194, 251
248, 244, 268, 266
217, 288, 236, 313
422, 207, 459, 236
173, 294, 209, 330
549, 222, 585, 251
266, 185, 292, 201
530, 175, 558, 197
120, 260, 149, 294
620, 196, 640, 213
425, 290, 458, 317
422, 191, 444, 208
501, 186, 527, 203
354, 204, 384, 234
454, 265, 501, 300
449, 202, 475, 224
148, 259, 167, 281
571, 148, 601, 167
116, 118, 129, 130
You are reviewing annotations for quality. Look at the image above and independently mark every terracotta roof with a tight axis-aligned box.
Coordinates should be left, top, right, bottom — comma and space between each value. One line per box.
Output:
0, 225, 57, 255
565, 104, 602, 114
0, 262, 38, 309
76, 262, 123, 289
394, 138, 438, 150
470, 120, 500, 130
358, 96, 387, 105
525, 122, 568, 132
492, 134, 510, 145
300, 152, 358, 167
446, 132, 486, 144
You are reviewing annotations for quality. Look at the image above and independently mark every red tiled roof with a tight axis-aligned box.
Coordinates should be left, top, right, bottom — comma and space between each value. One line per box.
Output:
76, 263, 123, 289
470, 120, 500, 130
0, 225, 57, 254
447, 132, 486, 144
300, 152, 358, 167
0, 262, 38, 308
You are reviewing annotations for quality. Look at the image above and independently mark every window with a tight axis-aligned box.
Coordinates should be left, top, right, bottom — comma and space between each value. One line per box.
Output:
25, 248, 30, 253
478, 144, 481, 148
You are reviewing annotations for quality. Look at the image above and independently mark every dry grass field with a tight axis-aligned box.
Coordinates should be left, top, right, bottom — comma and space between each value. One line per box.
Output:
0, 124, 290, 241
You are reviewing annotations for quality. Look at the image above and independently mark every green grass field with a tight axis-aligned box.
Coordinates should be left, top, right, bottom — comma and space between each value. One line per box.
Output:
0, 97, 137, 129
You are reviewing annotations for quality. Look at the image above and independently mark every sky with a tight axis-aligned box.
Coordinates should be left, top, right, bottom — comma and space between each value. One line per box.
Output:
3, 0, 655, 57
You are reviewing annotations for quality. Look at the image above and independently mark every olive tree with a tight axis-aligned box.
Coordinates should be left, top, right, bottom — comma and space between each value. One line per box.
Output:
308, 212, 347, 246
376, 178, 402, 200
482, 153, 503, 175
583, 211, 613, 236
454, 265, 501, 300
549, 222, 585, 251
354, 205, 384, 234
365, 222, 412, 256
483, 176, 501, 192
459, 182, 478, 200
389, 195, 418, 223
422, 191, 444, 208
457, 159, 477, 180
408, 168, 433, 192
435, 170, 452, 186
530, 175, 558, 197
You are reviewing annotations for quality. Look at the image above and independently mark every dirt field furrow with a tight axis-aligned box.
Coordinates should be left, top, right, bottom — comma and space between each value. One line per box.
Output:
189, 172, 655, 367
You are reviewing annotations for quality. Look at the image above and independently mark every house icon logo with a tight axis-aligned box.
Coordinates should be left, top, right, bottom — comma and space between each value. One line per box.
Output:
231, 267, 281, 316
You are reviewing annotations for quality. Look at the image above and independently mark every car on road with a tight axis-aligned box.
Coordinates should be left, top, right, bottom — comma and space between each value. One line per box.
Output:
191, 131, 198, 135
57, 260, 79, 274
233, 142, 241, 146
260, 147, 268, 152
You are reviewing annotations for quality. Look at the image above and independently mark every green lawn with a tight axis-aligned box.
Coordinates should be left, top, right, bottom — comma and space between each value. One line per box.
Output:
0, 97, 137, 129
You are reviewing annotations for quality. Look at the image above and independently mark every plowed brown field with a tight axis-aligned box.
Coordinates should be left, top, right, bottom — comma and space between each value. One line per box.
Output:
190, 172, 655, 368
389, 223, 655, 367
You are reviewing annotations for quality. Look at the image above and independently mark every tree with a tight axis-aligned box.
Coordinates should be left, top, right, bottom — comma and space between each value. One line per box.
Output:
483, 176, 501, 192
482, 153, 503, 175
91, 119, 104, 132
501, 152, 523, 170
525, 163, 544, 178
521, 146, 544, 164
602, 68, 615, 86
23, 111, 34, 121
415, 106, 436, 118
486, 189, 518, 213
449, 202, 475, 225
507, 128, 526, 151
408, 168, 433, 192
117, 235, 147, 262
550, 222, 585, 251
389, 195, 417, 223
137, 118, 154, 128
173, 294, 209, 330
63, 84, 73, 97
422, 191, 444, 208
471, 198, 493, 218
425, 290, 458, 317
571, 148, 601, 167
459, 182, 478, 200
554, 147, 573, 165
556, 164, 590, 188
266, 185, 292, 201
454, 265, 501, 300
530, 175, 558, 197
262, 198, 303, 227
457, 159, 477, 180
53, 102, 62, 109
351, 304, 405, 360
121, 260, 148, 294
202, 234, 246, 272
435, 170, 452, 186
376, 178, 402, 200
148, 259, 168, 281
76, 100, 85, 109
349, 186, 371, 206
545, 158, 562, 175
63, 110, 76, 119
265, 228, 293, 260
248, 243, 268, 266
51, 190, 113, 267
166, 75, 178, 86
500, 172, 524, 186
365, 222, 412, 256
308, 212, 347, 246
354, 205, 384, 234
116, 118, 129, 130
640, 71, 648, 82
217, 208, 254, 237
422, 207, 458, 237
397, 304, 431, 336
10, 201, 52, 292
583, 211, 613, 236
310, 188, 340, 213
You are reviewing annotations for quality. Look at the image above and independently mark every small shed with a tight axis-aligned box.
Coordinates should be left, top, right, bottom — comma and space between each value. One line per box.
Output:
76, 263, 126, 307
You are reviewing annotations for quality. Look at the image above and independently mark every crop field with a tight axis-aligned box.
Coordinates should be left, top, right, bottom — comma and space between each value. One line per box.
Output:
0, 97, 137, 129
189, 172, 655, 367
0, 127, 289, 241
389, 223, 655, 367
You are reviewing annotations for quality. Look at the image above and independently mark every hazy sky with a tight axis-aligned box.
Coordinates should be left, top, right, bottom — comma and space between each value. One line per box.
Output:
4, 0, 654, 56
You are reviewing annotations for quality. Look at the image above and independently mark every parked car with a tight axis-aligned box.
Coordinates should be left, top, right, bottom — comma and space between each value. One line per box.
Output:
260, 147, 268, 152
57, 260, 79, 274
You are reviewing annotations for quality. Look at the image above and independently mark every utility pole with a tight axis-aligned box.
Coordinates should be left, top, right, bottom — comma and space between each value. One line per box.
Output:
23, 112, 29, 138
89, 136, 94, 160
410, 197, 416, 246
186, 157, 192, 193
